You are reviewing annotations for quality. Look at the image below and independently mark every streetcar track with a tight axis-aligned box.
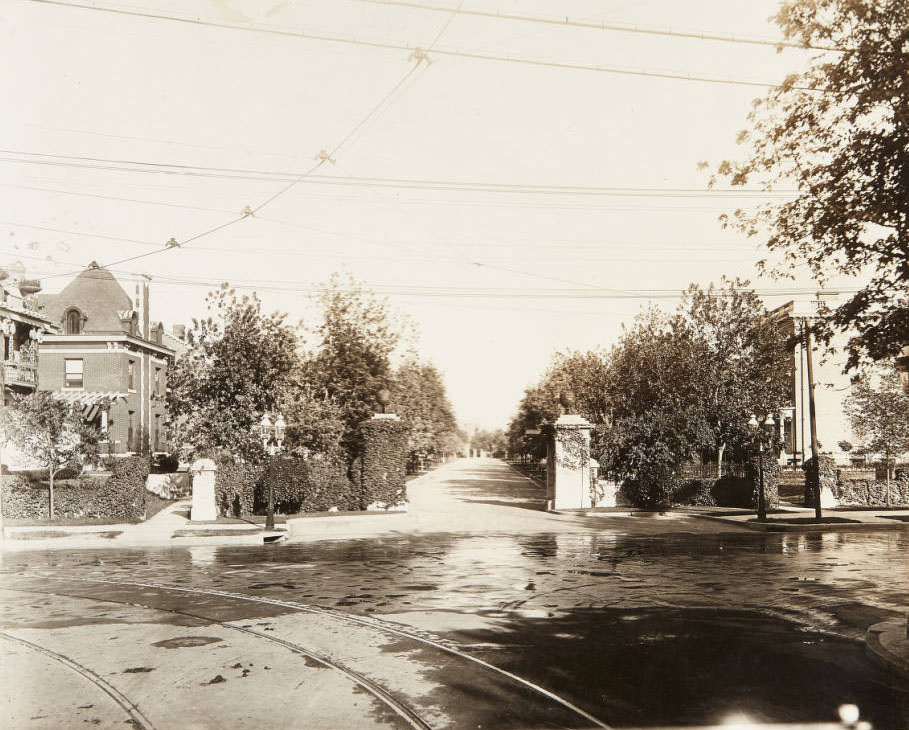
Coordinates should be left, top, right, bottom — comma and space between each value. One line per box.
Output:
0, 630, 157, 730
11, 573, 611, 728
0, 584, 432, 730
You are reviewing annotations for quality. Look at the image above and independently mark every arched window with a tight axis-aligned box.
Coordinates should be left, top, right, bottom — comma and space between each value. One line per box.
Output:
64, 308, 82, 335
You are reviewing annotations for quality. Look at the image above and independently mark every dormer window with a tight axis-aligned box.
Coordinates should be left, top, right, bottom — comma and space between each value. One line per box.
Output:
64, 308, 82, 335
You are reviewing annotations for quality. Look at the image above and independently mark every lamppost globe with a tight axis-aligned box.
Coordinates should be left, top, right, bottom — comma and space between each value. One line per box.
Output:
764, 414, 775, 428
274, 414, 286, 445
747, 414, 760, 431
376, 388, 391, 414
259, 413, 272, 450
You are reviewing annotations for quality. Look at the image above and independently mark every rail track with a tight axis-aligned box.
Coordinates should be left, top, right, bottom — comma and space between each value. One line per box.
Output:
3, 573, 611, 729
0, 630, 158, 730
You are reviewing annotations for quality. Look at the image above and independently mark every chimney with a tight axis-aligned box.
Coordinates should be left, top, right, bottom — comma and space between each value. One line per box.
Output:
172, 324, 186, 341
135, 282, 150, 340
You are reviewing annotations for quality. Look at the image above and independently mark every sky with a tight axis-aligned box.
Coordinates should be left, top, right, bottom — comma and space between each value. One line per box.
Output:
0, 0, 855, 430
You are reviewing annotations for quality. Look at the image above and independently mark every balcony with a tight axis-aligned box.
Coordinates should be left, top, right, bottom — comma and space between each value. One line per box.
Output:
2, 360, 37, 389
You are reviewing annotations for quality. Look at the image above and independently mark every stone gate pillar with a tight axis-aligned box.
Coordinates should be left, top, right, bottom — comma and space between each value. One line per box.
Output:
358, 414, 408, 510
190, 458, 217, 521
550, 414, 594, 510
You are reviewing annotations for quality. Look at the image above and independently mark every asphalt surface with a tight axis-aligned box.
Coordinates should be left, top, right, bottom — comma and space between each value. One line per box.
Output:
1, 458, 907, 729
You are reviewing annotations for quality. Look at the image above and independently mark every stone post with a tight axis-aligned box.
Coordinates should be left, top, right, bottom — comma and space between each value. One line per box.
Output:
804, 454, 837, 509
190, 458, 217, 521
358, 414, 408, 510
550, 415, 594, 510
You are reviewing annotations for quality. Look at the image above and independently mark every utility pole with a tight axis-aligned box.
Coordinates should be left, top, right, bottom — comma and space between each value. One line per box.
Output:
802, 319, 822, 520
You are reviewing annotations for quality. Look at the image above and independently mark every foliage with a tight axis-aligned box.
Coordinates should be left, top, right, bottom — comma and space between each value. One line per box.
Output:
832, 474, 909, 506
304, 273, 411, 456
389, 358, 459, 459
1, 456, 147, 521
675, 279, 791, 472
712, 0, 909, 368
214, 460, 262, 518
472, 428, 507, 458
268, 457, 358, 513
844, 363, 909, 504
0, 391, 100, 518
357, 418, 408, 508
844, 364, 909, 475
167, 284, 300, 463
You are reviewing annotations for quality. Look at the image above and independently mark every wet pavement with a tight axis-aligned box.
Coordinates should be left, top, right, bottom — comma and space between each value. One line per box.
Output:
1, 458, 907, 728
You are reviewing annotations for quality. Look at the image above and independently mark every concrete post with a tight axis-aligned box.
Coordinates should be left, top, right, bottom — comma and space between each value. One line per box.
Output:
550, 415, 594, 510
358, 414, 408, 510
190, 458, 217, 521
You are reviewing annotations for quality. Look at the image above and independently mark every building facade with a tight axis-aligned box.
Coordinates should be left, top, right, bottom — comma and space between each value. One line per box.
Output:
36, 262, 174, 455
1, 262, 57, 406
772, 298, 859, 467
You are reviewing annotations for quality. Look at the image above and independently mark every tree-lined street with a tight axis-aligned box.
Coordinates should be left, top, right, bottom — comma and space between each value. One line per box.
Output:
2, 459, 907, 728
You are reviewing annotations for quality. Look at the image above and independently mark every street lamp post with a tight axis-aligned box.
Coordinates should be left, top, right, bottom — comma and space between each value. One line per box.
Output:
258, 412, 286, 531
748, 413, 775, 522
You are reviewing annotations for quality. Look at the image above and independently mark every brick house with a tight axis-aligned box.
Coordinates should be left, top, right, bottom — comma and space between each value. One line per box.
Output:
36, 262, 175, 455
1, 263, 58, 406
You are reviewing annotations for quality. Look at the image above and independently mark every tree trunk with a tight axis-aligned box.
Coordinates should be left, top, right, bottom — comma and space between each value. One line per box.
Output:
716, 443, 726, 479
48, 469, 55, 520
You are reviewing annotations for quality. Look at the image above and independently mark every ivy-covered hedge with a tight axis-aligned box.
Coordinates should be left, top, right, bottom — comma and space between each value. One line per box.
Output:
832, 474, 909, 506
269, 458, 357, 513
213, 457, 358, 516
214, 461, 262, 517
745, 454, 780, 510
1, 457, 148, 521
671, 478, 718, 507
358, 417, 408, 509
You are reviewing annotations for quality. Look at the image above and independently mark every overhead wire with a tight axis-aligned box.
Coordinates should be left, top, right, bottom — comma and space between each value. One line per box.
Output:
0, 152, 796, 198
19, 0, 826, 90
349, 0, 840, 52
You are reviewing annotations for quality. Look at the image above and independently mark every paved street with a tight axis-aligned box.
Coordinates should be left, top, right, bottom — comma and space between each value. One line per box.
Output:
1, 458, 907, 729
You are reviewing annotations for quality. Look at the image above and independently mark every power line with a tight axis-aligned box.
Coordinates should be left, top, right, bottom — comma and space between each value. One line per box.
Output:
350, 0, 838, 52
20, 0, 824, 90
0, 152, 794, 198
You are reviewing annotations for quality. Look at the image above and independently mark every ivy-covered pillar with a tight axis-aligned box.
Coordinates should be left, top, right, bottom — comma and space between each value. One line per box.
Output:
551, 414, 593, 510
358, 414, 408, 510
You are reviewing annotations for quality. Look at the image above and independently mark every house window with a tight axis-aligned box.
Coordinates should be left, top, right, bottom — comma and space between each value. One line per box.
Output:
128, 360, 136, 391
154, 367, 161, 394
64, 359, 83, 388
128, 411, 135, 451
64, 309, 82, 335
154, 414, 161, 451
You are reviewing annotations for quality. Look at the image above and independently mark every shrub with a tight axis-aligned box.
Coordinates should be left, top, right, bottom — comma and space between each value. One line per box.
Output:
266, 457, 357, 513
1, 456, 147, 521
745, 454, 780, 510
710, 475, 753, 508
357, 418, 408, 508
214, 461, 261, 518
671, 478, 717, 507
833, 474, 909, 506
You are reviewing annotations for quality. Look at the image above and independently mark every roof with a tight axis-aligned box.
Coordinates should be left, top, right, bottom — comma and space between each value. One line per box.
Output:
52, 391, 128, 421
38, 263, 134, 334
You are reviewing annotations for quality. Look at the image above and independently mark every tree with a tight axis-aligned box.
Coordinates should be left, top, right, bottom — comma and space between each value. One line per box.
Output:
0, 392, 98, 518
713, 0, 909, 369
675, 279, 791, 475
389, 358, 458, 461
305, 273, 412, 456
167, 285, 300, 462
844, 363, 909, 504
472, 428, 507, 458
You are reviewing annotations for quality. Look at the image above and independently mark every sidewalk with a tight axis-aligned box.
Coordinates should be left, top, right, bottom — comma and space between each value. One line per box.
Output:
682, 505, 909, 531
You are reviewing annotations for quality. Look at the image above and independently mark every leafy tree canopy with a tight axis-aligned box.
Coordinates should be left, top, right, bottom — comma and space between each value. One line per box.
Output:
167, 284, 300, 462
389, 358, 459, 459
712, 0, 909, 368
844, 363, 909, 475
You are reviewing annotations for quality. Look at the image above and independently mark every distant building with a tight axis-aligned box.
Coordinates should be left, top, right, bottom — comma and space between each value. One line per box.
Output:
0, 262, 57, 405
36, 262, 175, 455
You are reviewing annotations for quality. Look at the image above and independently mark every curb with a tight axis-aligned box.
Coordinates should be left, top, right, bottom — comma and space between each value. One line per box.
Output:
865, 619, 909, 681
687, 513, 908, 532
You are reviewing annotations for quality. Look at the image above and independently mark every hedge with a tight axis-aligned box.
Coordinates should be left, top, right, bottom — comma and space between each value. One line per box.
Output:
357, 417, 408, 509
213, 457, 358, 517
832, 473, 909, 506
214, 461, 261, 518
1, 456, 148, 521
